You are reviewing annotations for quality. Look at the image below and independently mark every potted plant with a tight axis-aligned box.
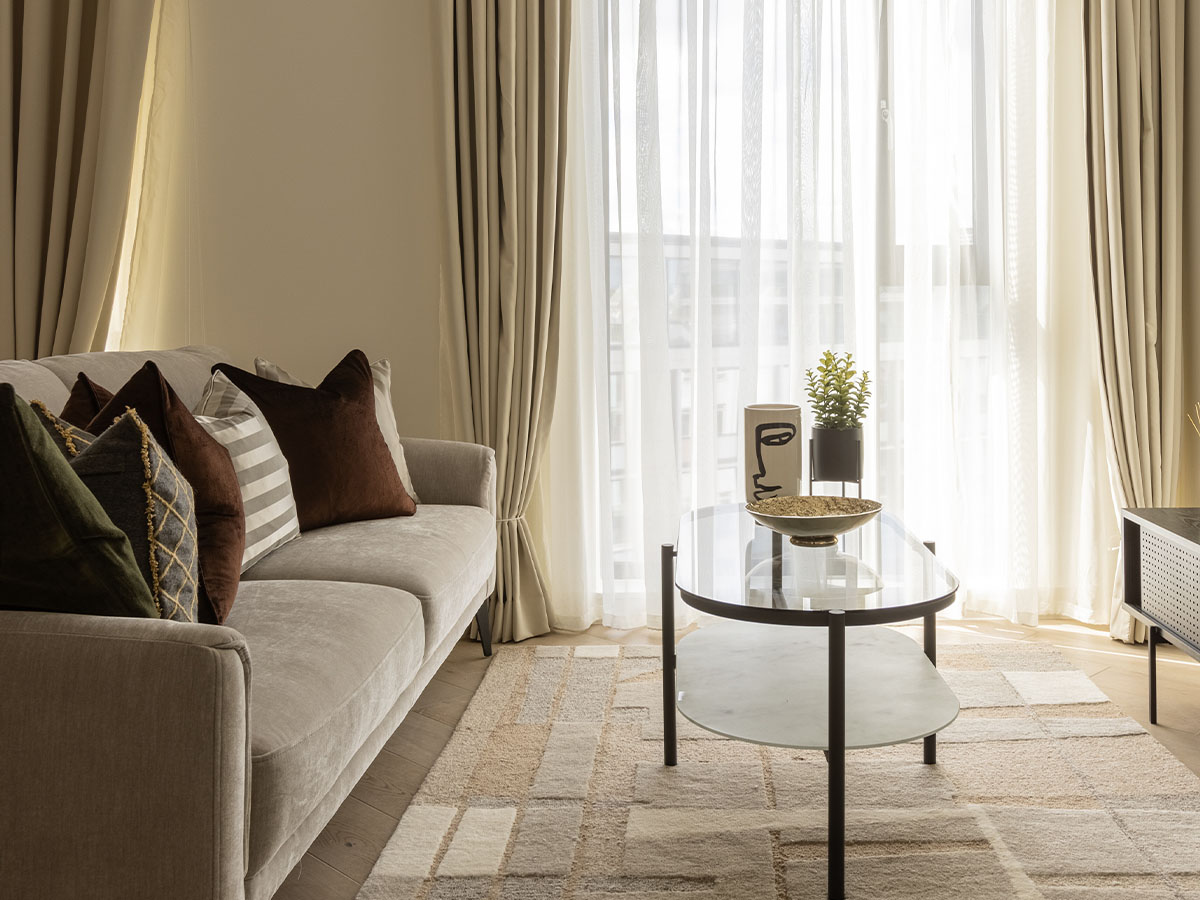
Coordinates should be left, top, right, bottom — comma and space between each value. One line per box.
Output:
805, 350, 871, 484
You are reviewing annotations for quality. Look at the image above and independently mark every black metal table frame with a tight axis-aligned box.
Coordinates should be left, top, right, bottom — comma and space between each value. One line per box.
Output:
661, 531, 956, 900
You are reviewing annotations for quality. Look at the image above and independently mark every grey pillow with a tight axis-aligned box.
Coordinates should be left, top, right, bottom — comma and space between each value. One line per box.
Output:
32, 403, 201, 622
32, 400, 96, 457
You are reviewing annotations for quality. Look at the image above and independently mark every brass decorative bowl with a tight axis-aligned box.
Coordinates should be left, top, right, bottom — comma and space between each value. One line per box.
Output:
745, 495, 882, 547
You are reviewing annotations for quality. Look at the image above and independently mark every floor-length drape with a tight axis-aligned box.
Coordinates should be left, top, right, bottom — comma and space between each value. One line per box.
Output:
1039, 0, 1124, 628
1, 0, 156, 359
440, 0, 572, 642
1083, 0, 1199, 642
115, 0, 200, 352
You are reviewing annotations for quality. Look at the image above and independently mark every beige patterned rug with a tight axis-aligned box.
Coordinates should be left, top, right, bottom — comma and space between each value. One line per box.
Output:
357, 636, 1200, 899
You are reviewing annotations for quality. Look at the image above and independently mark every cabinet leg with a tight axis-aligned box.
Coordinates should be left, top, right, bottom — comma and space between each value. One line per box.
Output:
828, 610, 845, 900
1149, 625, 1159, 726
924, 611, 937, 764
662, 544, 677, 767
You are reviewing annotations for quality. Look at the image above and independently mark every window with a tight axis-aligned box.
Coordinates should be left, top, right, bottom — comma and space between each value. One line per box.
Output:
583, 0, 1040, 625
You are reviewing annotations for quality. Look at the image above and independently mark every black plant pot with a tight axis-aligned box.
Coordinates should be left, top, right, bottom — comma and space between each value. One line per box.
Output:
810, 426, 862, 484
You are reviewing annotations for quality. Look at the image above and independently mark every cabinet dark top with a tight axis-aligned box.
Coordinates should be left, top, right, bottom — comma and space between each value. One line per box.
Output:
1124, 508, 1200, 548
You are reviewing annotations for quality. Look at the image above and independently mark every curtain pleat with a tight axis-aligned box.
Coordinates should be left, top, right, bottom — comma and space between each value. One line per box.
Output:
1083, 0, 1194, 643
118, 0, 197, 351
443, 0, 572, 642
2, 0, 155, 359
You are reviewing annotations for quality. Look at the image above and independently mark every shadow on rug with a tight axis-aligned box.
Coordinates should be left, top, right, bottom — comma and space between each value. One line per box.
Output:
356, 638, 1200, 899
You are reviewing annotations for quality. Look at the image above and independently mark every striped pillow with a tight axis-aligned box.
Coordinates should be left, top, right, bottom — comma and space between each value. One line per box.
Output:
195, 371, 300, 571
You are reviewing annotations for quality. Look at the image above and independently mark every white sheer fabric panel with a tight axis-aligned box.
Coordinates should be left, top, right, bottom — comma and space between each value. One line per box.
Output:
543, 0, 1114, 632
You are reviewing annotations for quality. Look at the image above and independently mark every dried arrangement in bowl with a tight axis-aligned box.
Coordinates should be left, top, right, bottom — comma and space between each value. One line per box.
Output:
745, 494, 882, 546
747, 495, 878, 517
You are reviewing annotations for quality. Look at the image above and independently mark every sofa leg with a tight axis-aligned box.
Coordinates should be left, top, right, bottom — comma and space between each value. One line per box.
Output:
475, 602, 493, 657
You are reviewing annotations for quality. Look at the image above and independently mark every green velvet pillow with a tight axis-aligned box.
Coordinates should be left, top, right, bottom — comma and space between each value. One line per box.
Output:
0, 384, 158, 618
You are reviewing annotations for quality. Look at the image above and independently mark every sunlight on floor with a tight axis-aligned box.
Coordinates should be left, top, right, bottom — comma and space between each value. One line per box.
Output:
1037, 620, 1109, 635
1048, 643, 1200, 667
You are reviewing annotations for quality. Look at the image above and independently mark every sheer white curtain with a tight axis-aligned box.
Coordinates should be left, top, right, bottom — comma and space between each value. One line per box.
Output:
537, 0, 1116, 632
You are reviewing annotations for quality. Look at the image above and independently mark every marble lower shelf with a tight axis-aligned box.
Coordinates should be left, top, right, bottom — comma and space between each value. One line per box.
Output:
675, 621, 959, 750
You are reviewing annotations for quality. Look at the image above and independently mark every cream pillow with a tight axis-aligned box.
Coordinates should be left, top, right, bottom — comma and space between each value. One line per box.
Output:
254, 356, 419, 502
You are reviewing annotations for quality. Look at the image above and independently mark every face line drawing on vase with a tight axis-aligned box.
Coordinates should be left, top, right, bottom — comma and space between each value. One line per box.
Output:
751, 421, 797, 501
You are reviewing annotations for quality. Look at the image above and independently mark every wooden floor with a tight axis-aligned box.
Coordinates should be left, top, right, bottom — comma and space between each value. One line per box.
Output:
273, 616, 1200, 900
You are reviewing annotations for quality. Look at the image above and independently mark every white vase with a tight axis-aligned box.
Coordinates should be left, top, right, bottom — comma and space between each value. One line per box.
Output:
744, 403, 803, 503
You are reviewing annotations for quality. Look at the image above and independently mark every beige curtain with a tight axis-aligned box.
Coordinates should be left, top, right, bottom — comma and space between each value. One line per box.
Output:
0, 0, 156, 359
1177, 7, 1200, 510
117, 0, 200, 352
440, 0, 571, 642
1083, 0, 1200, 642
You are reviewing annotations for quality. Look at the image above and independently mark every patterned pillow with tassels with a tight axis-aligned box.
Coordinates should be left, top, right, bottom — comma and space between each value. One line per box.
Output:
31, 401, 96, 457
31, 403, 200, 622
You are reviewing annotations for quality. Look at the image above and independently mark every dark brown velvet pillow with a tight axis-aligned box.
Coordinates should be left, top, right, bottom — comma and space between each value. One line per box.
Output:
59, 373, 115, 428
214, 350, 416, 531
87, 362, 245, 624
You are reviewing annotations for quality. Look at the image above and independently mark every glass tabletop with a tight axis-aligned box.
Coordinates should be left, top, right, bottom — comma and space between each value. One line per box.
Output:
674, 504, 959, 625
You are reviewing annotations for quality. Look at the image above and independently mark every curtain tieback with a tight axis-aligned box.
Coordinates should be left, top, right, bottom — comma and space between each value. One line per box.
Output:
497, 515, 525, 524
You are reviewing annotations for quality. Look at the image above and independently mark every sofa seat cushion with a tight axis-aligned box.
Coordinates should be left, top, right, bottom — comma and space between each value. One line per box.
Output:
243, 505, 496, 658
225, 579, 423, 878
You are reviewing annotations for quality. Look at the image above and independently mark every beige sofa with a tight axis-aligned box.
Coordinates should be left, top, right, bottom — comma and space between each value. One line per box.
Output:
0, 346, 497, 900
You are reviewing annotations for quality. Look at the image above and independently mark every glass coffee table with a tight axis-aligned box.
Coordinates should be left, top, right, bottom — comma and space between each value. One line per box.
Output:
661, 504, 960, 900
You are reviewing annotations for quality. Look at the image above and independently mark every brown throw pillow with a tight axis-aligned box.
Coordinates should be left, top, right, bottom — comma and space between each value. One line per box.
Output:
87, 362, 245, 624
214, 350, 416, 531
59, 373, 115, 428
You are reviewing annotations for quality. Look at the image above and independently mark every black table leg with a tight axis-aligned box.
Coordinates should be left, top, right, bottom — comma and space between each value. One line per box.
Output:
828, 609, 846, 900
924, 611, 937, 764
921, 542, 939, 765
1149, 625, 1159, 725
662, 543, 677, 767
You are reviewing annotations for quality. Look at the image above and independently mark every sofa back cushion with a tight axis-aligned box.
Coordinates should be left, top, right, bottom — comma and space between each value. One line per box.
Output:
35, 345, 230, 411
0, 359, 70, 410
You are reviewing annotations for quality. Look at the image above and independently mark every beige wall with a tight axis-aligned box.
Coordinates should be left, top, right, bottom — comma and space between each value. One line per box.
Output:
131, 0, 447, 437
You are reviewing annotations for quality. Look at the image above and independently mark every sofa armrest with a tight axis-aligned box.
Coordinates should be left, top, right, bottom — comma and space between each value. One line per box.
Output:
401, 437, 497, 517
0, 610, 251, 900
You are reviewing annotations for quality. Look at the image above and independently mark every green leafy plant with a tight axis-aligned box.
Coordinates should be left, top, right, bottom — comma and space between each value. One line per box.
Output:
805, 350, 871, 430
